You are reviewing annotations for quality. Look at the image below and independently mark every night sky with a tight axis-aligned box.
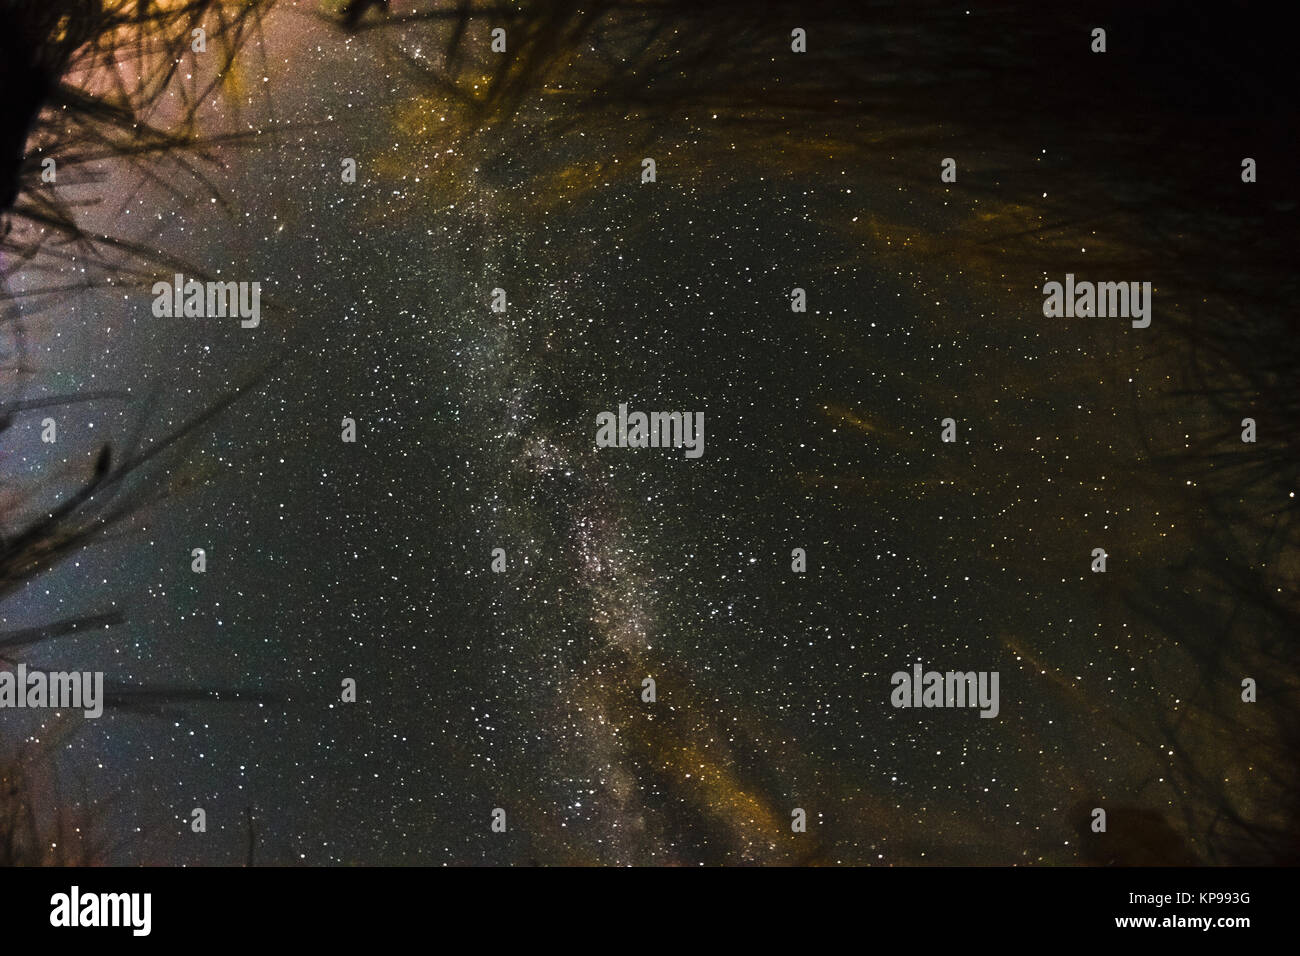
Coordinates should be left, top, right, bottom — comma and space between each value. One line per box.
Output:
2, 0, 1295, 866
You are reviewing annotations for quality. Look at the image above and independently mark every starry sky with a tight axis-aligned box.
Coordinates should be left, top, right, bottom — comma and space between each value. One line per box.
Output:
2, 0, 1296, 865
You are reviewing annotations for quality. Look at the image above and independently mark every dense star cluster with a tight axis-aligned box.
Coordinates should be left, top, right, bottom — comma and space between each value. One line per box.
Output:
0, 0, 1294, 867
